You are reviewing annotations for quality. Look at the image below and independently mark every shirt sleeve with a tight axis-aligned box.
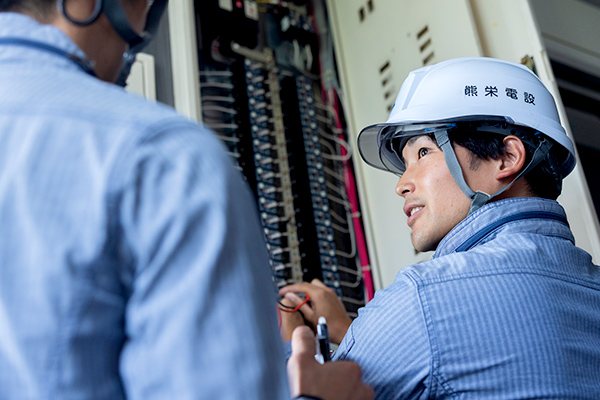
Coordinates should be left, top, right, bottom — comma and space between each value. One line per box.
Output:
115, 123, 289, 400
333, 272, 432, 400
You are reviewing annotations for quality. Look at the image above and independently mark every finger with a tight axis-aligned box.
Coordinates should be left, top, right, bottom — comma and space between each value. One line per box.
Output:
279, 282, 312, 296
290, 326, 317, 359
330, 361, 374, 398
281, 282, 327, 300
365, 385, 375, 400
279, 309, 307, 342
359, 384, 375, 400
283, 292, 304, 306
284, 293, 316, 321
310, 278, 329, 289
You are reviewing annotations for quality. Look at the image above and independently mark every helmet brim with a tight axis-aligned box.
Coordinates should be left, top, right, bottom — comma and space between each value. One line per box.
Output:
357, 122, 458, 176
357, 123, 403, 175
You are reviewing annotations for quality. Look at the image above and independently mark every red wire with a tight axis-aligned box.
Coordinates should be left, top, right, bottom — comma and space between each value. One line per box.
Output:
278, 307, 282, 330
278, 293, 311, 313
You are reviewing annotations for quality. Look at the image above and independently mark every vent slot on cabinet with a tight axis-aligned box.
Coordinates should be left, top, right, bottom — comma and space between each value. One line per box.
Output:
416, 24, 435, 65
358, 0, 375, 23
379, 59, 395, 112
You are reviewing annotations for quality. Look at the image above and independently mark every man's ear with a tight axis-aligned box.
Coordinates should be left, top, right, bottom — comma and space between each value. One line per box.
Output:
497, 135, 527, 180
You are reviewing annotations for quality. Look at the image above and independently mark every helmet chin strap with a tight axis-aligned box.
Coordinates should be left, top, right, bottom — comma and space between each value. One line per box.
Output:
58, 0, 167, 86
433, 129, 553, 215
102, 0, 167, 87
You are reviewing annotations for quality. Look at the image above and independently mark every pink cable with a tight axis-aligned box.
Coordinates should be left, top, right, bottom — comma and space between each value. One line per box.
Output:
310, 6, 374, 301
328, 89, 375, 302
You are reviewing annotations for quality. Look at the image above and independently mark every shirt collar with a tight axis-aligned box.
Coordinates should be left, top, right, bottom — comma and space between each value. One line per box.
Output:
0, 12, 89, 68
434, 197, 573, 258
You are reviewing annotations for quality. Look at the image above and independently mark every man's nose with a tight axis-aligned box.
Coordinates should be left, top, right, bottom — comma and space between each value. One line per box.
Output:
395, 171, 414, 197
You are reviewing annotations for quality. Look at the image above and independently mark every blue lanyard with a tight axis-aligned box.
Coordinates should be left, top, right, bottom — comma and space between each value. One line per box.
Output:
0, 37, 96, 77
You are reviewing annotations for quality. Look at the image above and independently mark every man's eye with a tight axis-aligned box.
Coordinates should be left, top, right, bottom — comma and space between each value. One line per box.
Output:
418, 148, 429, 158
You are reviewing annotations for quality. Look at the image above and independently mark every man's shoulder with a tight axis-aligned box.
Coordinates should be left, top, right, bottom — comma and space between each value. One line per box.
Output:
18, 72, 231, 180
50, 74, 218, 149
396, 240, 555, 288
395, 251, 490, 288
398, 228, 596, 293
74, 76, 191, 129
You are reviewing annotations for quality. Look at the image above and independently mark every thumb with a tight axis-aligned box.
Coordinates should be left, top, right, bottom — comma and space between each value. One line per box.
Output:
288, 326, 317, 397
290, 326, 317, 360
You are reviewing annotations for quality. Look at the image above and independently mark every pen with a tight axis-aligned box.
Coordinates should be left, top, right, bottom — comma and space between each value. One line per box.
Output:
317, 316, 331, 362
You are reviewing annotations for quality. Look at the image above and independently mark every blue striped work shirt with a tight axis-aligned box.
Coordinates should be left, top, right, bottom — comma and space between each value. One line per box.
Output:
335, 197, 600, 399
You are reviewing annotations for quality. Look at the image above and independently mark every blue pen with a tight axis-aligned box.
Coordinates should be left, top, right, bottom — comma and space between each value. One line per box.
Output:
317, 316, 331, 362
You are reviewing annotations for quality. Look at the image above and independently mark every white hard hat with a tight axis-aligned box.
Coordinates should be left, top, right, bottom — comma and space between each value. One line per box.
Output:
358, 57, 576, 177
357, 57, 576, 214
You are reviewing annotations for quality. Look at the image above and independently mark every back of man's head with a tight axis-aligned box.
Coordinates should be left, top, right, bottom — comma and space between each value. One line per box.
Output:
0, 1, 55, 19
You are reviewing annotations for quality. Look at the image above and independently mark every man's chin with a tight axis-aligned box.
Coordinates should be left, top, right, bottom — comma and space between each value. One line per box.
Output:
411, 235, 439, 253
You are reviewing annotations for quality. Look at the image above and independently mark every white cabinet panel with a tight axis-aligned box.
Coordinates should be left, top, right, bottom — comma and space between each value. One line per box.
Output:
125, 53, 156, 101
326, 0, 483, 288
328, 0, 600, 289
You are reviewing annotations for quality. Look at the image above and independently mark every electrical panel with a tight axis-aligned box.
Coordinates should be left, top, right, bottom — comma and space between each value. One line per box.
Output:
166, 0, 600, 298
192, 0, 373, 315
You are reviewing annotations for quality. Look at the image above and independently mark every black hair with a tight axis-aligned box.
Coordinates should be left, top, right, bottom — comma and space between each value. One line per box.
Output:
0, 0, 20, 10
1, 0, 140, 15
0, 0, 55, 17
446, 123, 568, 200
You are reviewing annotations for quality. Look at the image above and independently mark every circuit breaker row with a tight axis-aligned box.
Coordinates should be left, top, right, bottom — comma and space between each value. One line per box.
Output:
195, 0, 367, 315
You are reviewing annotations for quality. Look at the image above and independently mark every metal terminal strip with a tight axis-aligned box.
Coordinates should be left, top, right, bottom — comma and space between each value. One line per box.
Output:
267, 59, 303, 283
244, 56, 303, 284
296, 75, 342, 292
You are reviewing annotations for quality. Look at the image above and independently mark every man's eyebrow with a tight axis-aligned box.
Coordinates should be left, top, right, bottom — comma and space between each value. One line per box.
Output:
405, 134, 435, 149
400, 134, 439, 160
404, 136, 422, 148
399, 135, 422, 163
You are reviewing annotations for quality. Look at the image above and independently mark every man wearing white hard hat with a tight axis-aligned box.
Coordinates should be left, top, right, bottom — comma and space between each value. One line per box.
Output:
280, 57, 600, 398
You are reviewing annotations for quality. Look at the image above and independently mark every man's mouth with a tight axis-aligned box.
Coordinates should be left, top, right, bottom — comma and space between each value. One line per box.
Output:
405, 205, 424, 227
409, 206, 423, 217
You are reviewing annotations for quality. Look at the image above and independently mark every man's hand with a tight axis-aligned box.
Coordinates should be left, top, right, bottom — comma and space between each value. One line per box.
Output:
287, 326, 374, 400
279, 279, 352, 344
279, 296, 308, 342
